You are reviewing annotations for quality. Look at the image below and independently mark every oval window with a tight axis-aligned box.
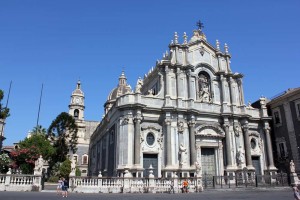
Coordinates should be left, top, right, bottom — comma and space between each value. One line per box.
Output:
146, 133, 155, 146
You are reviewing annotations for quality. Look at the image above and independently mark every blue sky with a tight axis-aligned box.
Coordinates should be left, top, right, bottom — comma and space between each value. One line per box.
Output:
0, 1, 299, 146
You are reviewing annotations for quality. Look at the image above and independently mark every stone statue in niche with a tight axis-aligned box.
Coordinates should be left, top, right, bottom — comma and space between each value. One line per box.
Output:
290, 160, 296, 173
236, 150, 245, 166
233, 122, 242, 137
179, 143, 187, 165
198, 73, 211, 103
135, 77, 143, 93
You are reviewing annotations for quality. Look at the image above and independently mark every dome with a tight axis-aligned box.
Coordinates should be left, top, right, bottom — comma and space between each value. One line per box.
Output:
106, 71, 132, 102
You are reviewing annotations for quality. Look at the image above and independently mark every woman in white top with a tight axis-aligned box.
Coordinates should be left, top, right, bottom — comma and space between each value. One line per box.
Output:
57, 178, 63, 195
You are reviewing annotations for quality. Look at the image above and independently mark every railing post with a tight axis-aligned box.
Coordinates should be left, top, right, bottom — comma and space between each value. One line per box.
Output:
255, 174, 258, 187
148, 165, 155, 193
123, 168, 131, 193
5, 168, 11, 186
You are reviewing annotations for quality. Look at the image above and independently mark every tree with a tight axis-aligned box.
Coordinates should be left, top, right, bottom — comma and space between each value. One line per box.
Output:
47, 112, 78, 163
0, 90, 10, 120
18, 126, 55, 161
59, 159, 71, 178
0, 153, 11, 173
10, 146, 39, 174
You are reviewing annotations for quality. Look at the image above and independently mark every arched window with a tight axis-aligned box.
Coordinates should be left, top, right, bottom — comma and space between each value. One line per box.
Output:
74, 109, 79, 119
198, 72, 211, 103
82, 154, 88, 165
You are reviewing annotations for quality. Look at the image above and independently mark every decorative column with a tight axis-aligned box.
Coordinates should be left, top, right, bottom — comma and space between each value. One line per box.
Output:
229, 77, 236, 106
264, 126, 275, 169
176, 67, 182, 98
165, 66, 170, 97
220, 74, 226, 104
187, 69, 194, 100
237, 78, 245, 105
165, 118, 172, 167
223, 122, 233, 168
188, 119, 196, 167
134, 116, 142, 165
242, 123, 253, 169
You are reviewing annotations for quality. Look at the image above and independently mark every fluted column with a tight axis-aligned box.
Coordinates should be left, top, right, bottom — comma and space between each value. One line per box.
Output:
165, 118, 172, 167
187, 70, 193, 100
264, 126, 275, 168
176, 67, 182, 98
242, 123, 253, 168
134, 116, 142, 165
229, 77, 236, 105
223, 123, 233, 168
188, 119, 196, 166
165, 66, 170, 96
220, 74, 226, 104
237, 78, 245, 105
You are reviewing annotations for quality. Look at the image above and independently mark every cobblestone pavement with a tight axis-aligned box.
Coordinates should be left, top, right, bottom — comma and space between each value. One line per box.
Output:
0, 188, 292, 200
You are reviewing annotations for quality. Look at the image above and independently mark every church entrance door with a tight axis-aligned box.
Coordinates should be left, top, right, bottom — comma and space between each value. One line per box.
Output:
143, 154, 158, 177
201, 148, 216, 175
252, 156, 261, 175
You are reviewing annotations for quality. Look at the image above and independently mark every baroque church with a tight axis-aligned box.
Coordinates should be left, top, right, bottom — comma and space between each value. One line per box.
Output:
88, 25, 277, 178
68, 81, 99, 176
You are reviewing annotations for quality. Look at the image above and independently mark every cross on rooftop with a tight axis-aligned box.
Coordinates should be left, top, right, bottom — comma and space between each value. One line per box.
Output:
196, 20, 204, 31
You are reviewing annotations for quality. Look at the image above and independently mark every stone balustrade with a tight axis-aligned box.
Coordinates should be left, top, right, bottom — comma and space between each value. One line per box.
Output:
69, 176, 203, 193
0, 173, 42, 192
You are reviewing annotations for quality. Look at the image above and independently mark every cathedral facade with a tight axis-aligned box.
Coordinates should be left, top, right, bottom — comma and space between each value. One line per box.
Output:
88, 27, 276, 178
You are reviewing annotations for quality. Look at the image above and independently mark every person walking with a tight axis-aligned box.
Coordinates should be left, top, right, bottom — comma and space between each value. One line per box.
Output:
293, 184, 300, 200
182, 179, 189, 193
62, 178, 69, 197
56, 177, 63, 195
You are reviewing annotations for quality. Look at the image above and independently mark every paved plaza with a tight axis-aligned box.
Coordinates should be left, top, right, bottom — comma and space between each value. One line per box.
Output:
0, 188, 292, 200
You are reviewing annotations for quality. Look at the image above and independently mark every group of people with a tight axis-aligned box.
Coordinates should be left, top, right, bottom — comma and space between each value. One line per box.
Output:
56, 177, 69, 197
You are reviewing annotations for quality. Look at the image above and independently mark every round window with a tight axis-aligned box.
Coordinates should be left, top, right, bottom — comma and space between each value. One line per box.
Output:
146, 133, 155, 146
250, 138, 256, 149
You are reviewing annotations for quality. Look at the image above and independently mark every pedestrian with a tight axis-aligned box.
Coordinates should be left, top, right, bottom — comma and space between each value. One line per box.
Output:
62, 177, 69, 198
57, 177, 63, 195
182, 179, 189, 193
293, 183, 300, 200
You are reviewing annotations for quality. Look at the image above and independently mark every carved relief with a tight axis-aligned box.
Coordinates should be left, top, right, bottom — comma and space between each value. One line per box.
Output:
157, 132, 164, 150
121, 117, 129, 125
177, 121, 184, 133
236, 150, 245, 166
196, 123, 225, 136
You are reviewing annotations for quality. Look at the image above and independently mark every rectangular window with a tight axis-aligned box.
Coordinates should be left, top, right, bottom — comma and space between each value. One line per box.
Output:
297, 104, 300, 117
274, 111, 281, 124
82, 156, 88, 165
279, 143, 285, 158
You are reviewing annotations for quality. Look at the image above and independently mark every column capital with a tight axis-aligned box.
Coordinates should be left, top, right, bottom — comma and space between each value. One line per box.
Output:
242, 123, 249, 132
164, 118, 171, 126
188, 120, 195, 127
223, 123, 230, 129
133, 116, 142, 123
264, 126, 271, 132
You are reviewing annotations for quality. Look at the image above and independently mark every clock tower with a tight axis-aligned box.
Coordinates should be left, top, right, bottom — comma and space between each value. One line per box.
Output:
69, 80, 85, 121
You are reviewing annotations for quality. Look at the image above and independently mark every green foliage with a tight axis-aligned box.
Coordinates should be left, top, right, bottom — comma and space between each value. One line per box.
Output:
59, 159, 71, 178
0, 153, 11, 174
10, 147, 40, 174
48, 176, 59, 183
18, 128, 55, 161
0, 89, 10, 119
47, 112, 78, 164
75, 166, 81, 176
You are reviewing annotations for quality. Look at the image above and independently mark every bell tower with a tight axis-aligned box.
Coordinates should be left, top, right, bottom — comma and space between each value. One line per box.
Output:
69, 80, 85, 121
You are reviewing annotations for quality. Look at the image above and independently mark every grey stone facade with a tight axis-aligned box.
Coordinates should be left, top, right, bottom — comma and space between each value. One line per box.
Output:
267, 88, 300, 174
68, 81, 99, 176
88, 27, 276, 178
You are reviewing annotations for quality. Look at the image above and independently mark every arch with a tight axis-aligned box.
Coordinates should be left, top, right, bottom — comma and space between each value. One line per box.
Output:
195, 124, 225, 137
194, 63, 216, 77
74, 109, 79, 119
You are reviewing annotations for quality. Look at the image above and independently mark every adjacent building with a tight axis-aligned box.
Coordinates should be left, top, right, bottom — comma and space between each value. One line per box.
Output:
68, 81, 99, 176
88, 26, 276, 178
267, 88, 300, 174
